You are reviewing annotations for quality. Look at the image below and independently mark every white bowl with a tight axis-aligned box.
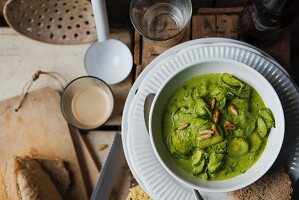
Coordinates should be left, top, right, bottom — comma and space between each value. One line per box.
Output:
149, 58, 285, 192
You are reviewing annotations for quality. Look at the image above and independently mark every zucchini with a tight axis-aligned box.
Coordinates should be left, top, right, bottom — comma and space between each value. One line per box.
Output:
233, 129, 244, 137
245, 118, 256, 135
227, 84, 251, 99
231, 98, 249, 112
238, 84, 251, 99
192, 86, 207, 98
209, 140, 227, 154
190, 118, 209, 127
171, 134, 191, 155
192, 150, 204, 166
207, 153, 224, 173
221, 73, 243, 87
258, 108, 275, 128
249, 132, 262, 152
199, 172, 208, 180
173, 113, 192, 127
194, 98, 212, 119
193, 159, 206, 175
217, 97, 227, 110
227, 138, 249, 157
210, 86, 227, 110
256, 117, 268, 138
196, 135, 223, 149
221, 73, 251, 99
167, 134, 190, 159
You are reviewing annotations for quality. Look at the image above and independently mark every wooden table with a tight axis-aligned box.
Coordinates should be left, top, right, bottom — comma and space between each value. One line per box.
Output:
0, 7, 292, 200
134, 7, 290, 77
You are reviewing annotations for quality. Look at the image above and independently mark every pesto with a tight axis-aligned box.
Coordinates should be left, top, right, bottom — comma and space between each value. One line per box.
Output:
162, 73, 275, 181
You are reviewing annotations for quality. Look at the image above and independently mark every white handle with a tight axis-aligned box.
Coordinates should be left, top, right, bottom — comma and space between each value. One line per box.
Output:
91, 0, 109, 41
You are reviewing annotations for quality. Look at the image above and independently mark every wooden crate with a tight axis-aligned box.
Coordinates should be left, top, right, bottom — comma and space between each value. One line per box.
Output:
134, 7, 290, 78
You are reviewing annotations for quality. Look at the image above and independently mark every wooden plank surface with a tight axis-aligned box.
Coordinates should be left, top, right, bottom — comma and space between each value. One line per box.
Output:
141, 24, 191, 67
0, 27, 132, 126
192, 15, 216, 38
135, 7, 290, 74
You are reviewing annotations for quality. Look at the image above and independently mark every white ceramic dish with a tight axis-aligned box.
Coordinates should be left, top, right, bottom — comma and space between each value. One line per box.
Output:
122, 38, 299, 199
149, 58, 285, 192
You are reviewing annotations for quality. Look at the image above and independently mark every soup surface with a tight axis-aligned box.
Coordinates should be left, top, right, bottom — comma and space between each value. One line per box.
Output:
162, 73, 275, 180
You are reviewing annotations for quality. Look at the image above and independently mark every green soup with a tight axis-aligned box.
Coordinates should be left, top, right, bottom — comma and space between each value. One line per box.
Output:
162, 73, 275, 180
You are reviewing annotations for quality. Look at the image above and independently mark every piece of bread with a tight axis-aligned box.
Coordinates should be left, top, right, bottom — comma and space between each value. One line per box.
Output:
0, 156, 62, 200
229, 166, 293, 200
36, 158, 71, 195
126, 185, 151, 200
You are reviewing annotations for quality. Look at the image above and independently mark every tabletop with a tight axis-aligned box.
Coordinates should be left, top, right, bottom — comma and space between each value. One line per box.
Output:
0, 5, 295, 200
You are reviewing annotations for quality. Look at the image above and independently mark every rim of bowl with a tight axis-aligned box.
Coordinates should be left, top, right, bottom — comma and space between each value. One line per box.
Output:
148, 58, 285, 192
60, 76, 114, 130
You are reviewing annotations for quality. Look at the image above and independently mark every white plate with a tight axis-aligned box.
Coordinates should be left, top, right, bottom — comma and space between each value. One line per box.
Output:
122, 38, 299, 200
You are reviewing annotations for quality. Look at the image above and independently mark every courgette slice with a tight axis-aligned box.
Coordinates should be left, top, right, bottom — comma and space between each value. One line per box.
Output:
238, 84, 251, 99
221, 73, 243, 87
258, 108, 275, 128
167, 134, 190, 159
256, 117, 268, 138
199, 172, 208, 180
192, 86, 207, 98
227, 84, 251, 99
207, 153, 224, 174
194, 98, 212, 119
171, 134, 191, 155
249, 132, 262, 152
233, 129, 244, 137
245, 118, 256, 135
227, 138, 249, 157
192, 150, 204, 166
191, 118, 209, 127
217, 97, 227, 110
173, 113, 192, 127
197, 135, 223, 149
209, 140, 227, 154
193, 159, 206, 175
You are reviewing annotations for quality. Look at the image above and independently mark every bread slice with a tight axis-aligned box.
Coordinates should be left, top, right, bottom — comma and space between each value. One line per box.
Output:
36, 158, 71, 195
126, 185, 151, 200
229, 166, 293, 200
0, 161, 9, 200
0, 156, 62, 200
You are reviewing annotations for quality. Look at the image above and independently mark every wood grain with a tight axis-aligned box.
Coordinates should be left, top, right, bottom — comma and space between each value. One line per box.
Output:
135, 7, 290, 76
140, 24, 191, 71
216, 14, 239, 39
192, 15, 216, 39
0, 87, 88, 199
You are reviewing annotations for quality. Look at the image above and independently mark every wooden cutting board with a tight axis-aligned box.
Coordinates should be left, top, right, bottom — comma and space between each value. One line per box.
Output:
0, 87, 88, 199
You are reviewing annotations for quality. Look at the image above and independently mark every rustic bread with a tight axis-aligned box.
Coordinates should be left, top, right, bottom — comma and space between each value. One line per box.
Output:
0, 156, 62, 200
36, 158, 71, 195
126, 185, 151, 200
229, 166, 293, 200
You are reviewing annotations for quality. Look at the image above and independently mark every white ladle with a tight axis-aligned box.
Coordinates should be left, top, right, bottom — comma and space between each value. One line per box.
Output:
84, 0, 133, 85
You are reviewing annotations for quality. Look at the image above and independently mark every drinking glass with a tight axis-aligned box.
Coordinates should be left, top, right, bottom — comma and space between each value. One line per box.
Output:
130, 0, 192, 41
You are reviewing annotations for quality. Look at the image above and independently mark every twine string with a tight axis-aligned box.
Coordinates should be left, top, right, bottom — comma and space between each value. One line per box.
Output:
15, 70, 67, 112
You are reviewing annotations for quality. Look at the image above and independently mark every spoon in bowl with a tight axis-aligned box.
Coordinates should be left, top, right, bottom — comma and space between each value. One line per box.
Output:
85, 0, 133, 85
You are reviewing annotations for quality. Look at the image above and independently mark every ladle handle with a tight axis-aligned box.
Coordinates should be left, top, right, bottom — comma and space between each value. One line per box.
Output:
90, 0, 109, 41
